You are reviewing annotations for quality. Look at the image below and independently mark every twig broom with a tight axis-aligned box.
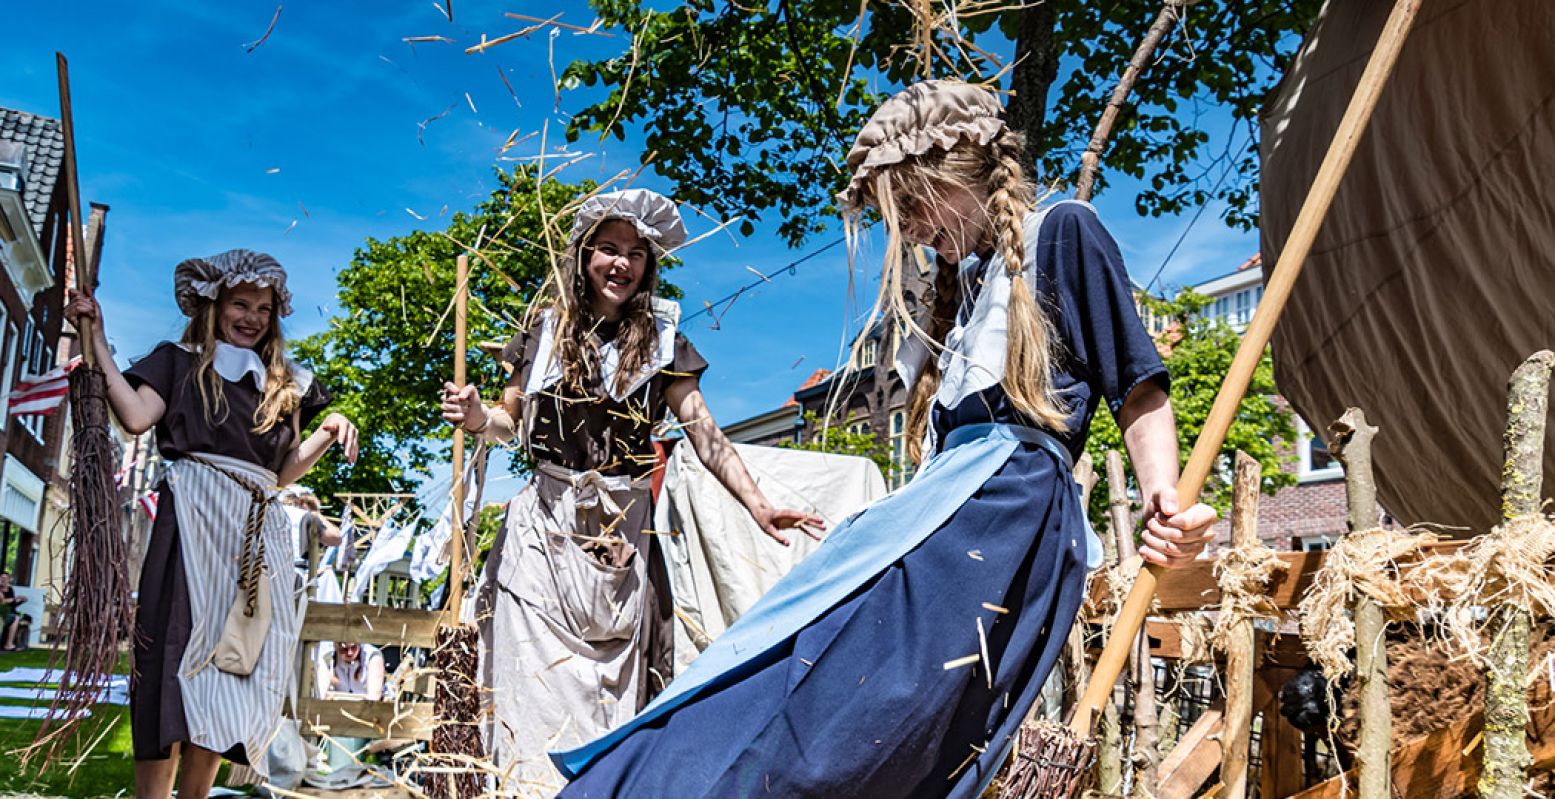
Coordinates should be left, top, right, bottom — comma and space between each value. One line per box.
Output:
426, 253, 485, 798
1003, 1, 1426, 793
25, 53, 136, 770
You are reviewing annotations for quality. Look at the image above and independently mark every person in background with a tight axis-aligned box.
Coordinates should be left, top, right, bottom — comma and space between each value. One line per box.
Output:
0, 572, 24, 652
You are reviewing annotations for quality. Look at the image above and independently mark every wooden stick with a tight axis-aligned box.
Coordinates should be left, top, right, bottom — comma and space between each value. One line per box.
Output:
447, 254, 469, 620
1071, 0, 1424, 737
54, 53, 95, 369
1330, 408, 1389, 798
1108, 449, 1159, 792
1479, 351, 1554, 799
1220, 451, 1261, 799
1074, 2, 1180, 201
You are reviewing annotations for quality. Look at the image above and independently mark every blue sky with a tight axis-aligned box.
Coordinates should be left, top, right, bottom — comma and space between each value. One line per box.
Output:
2, 0, 1258, 492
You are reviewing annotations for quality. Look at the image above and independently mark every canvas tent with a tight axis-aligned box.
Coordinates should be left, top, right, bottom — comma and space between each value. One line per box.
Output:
1260, 0, 1555, 535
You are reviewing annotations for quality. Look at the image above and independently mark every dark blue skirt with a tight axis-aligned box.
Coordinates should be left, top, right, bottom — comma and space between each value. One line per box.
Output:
558, 441, 1089, 798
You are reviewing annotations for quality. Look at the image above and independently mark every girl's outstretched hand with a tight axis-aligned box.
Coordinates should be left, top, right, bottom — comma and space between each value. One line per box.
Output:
319, 413, 359, 464
752, 507, 827, 547
1139, 486, 1216, 568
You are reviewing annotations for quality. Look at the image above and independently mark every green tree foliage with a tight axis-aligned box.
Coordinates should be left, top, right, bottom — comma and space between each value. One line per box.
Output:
1084, 289, 1296, 526
781, 410, 895, 479
562, 0, 1322, 245
291, 167, 590, 504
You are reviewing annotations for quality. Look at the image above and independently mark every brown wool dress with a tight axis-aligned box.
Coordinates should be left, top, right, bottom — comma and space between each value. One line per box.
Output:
125, 342, 330, 763
476, 312, 706, 792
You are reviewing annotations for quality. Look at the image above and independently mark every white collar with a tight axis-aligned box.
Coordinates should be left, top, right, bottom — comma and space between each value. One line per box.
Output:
524, 298, 681, 401
176, 341, 314, 394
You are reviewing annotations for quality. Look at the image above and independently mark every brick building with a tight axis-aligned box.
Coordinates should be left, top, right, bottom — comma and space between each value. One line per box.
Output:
0, 107, 81, 590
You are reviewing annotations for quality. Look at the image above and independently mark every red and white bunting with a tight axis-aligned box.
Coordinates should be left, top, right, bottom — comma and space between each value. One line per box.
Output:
7, 358, 82, 417
138, 491, 158, 521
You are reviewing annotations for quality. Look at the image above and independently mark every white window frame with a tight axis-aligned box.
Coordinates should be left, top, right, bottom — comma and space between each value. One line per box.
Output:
856, 338, 878, 369
888, 407, 914, 490
1296, 417, 1343, 482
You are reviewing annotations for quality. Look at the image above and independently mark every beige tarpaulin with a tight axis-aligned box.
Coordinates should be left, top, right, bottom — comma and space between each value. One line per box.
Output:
655, 442, 887, 675
1260, 0, 1555, 535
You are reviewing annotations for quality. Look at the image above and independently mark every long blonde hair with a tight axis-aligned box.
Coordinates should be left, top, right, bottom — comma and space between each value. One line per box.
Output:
181, 288, 302, 434
846, 128, 1067, 462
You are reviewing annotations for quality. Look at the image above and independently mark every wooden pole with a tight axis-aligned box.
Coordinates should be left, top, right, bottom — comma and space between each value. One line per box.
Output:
1107, 449, 1160, 793
448, 254, 470, 621
1071, 0, 1423, 738
1480, 351, 1554, 799
1073, 2, 1181, 202
1094, 453, 1123, 795
1329, 408, 1389, 798
1220, 451, 1261, 799
54, 54, 95, 368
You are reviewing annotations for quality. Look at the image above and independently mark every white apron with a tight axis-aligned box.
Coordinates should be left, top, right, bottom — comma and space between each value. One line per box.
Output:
475, 462, 655, 797
166, 452, 302, 777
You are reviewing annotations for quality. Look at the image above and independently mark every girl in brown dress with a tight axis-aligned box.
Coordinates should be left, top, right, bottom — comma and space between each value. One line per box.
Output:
67, 249, 360, 799
439, 189, 821, 794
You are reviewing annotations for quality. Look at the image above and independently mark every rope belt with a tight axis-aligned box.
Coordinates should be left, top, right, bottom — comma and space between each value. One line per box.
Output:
185, 454, 274, 619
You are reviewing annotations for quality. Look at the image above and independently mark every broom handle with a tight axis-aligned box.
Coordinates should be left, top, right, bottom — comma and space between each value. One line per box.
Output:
1068, 0, 1423, 736
55, 53, 95, 370
448, 254, 469, 620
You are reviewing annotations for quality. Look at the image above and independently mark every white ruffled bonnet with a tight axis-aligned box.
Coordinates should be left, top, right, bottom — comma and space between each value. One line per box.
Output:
838, 80, 1008, 210
567, 189, 688, 256
173, 249, 294, 317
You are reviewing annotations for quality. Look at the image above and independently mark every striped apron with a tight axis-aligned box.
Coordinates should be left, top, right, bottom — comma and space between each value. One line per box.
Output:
475, 462, 656, 797
165, 452, 302, 776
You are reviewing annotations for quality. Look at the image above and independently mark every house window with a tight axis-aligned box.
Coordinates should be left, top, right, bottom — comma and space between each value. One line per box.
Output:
0, 322, 15, 407
856, 338, 878, 369
1214, 297, 1229, 321
1232, 290, 1252, 327
1297, 534, 1335, 552
888, 408, 915, 489
1297, 418, 1342, 481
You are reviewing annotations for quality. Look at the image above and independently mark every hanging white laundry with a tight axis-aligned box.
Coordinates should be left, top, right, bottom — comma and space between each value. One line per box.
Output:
409, 452, 485, 583
346, 519, 414, 603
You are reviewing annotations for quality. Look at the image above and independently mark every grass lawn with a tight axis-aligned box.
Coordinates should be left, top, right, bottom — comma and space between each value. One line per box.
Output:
0, 647, 136, 798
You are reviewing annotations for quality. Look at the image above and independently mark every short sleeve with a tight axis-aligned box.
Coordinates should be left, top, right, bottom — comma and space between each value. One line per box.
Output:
500, 328, 535, 389
123, 341, 183, 402
668, 333, 708, 381
298, 376, 333, 429
1033, 204, 1168, 413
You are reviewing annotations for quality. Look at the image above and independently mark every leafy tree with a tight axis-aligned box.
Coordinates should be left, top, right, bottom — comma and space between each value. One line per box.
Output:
562, 0, 1323, 245
781, 410, 895, 479
1083, 289, 1296, 526
291, 167, 594, 505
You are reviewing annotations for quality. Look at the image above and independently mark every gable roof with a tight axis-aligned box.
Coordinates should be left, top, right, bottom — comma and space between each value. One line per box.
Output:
0, 108, 66, 238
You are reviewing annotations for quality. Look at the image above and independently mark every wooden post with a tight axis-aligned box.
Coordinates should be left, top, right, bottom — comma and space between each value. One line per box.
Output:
1329, 408, 1389, 798
1480, 351, 1554, 799
1108, 449, 1160, 793
448, 253, 470, 621
1094, 451, 1122, 795
1220, 451, 1261, 799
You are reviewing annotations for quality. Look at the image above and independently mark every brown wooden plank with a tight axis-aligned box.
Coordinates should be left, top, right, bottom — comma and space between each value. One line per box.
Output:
301, 603, 444, 648
1158, 705, 1226, 799
1089, 620, 1309, 668
1257, 668, 1308, 799
294, 697, 434, 741
1287, 682, 1555, 799
1088, 540, 1468, 615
